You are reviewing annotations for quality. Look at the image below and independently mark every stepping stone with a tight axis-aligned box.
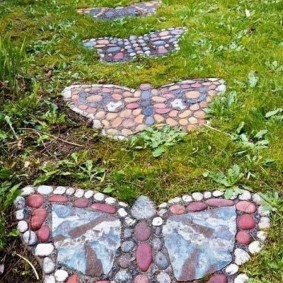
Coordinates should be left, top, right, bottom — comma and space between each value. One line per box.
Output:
83, 27, 187, 63
15, 186, 270, 283
62, 78, 226, 139
78, 1, 161, 20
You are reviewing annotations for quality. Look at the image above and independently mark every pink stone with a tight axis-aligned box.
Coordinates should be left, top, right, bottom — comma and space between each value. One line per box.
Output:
95, 281, 110, 283
170, 204, 186, 215
236, 201, 256, 213
26, 194, 44, 208
134, 221, 151, 242
113, 52, 124, 60
31, 208, 47, 231
48, 195, 68, 202
157, 46, 168, 54
91, 203, 117, 214
37, 225, 50, 242
136, 243, 152, 272
73, 198, 90, 208
191, 82, 201, 88
206, 198, 234, 207
237, 214, 256, 230
207, 274, 227, 283
236, 231, 251, 245
154, 103, 167, 109
112, 93, 122, 100
155, 108, 171, 114
134, 275, 150, 283
139, 84, 152, 91
126, 103, 139, 110
67, 274, 79, 283
187, 202, 208, 212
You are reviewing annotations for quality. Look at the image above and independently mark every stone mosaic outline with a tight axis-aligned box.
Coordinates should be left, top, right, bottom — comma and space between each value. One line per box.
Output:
83, 27, 187, 63
15, 185, 271, 283
77, 1, 161, 20
62, 78, 226, 139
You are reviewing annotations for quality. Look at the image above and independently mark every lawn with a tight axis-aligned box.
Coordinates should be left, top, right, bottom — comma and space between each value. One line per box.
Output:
0, 0, 282, 282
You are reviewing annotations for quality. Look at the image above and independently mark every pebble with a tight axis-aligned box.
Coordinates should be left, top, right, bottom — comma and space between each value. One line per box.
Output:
118, 254, 132, 268
152, 237, 162, 250
118, 208, 128, 217
66, 274, 79, 283
66, 187, 75, 195
131, 196, 157, 219
203, 191, 212, 199
156, 272, 171, 283
155, 251, 169, 269
121, 240, 135, 252
91, 203, 117, 214
43, 257, 55, 274
192, 192, 203, 201
37, 185, 53, 195
212, 190, 224, 197
54, 270, 69, 282
31, 208, 48, 230
125, 216, 136, 226
21, 186, 35, 196
44, 275, 55, 283
258, 205, 270, 216
239, 190, 252, 200
74, 189, 84, 198
105, 197, 116, 204
225, 264, 239, 275
73, 198, 90, 208
257, 230, 267, 242
187, 201, 207, 212
169, 204, 185, 214
237, 214, 256, 230
134, 221, 151, 241
15, 209, 25, 220
134, 274, 149, 283
168, 197, 181, 204
17, 220, 28, 233
94, 192, 105, 201
115, 270, 132, 282
136, 243, 152, 271
84, 190, 94, 198
206, 198, 234, 207
37, 225, 50, 242
236, 201, 256, 213
48, 195, 68, 203
123, 228, 133, 238
252, 193, 262, 204
258, 217, 270, 229
182, 195, 193, 203
234, 274, 249, 283
35, 243, 54, 256
207, 274, 227, 283
248, 241, 262, 254
236, 231, 251, 245
152, 217, 163, 226
234, 248, 250, 265
53, 186, 66, 194
14, 196, 25, 209
23, 230, 37, 245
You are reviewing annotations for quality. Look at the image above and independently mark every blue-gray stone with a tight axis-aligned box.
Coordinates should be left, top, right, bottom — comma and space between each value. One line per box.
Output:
162, 206, 237, 281
145, 116, 154, 125
115, 270, 132, 282
143, 107, 153, 116
141, 90, 151, 99
52, 204, 121, 277
141, 100, 151, 107
131, 196, 156, 220
152, 238, 163, 250
155, 252, 170, 270
124, 228, 133, 238
153, 40, 166, 46
121, 240, 135, 252
106, 46, 121, 53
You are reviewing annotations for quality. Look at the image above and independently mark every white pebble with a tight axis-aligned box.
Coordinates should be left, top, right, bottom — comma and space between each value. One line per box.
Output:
213, 190, 224, 197
54, 270, 68, 282
23, 231, 37, 245
125, 217, 136, 226
17, 220, 28, 233
234, 248, 250, 265
252, 193, 262, 204
225, 263, 239, 275
93, 192, 105, 201
14, 196, 25, 209
43, 257, 55, 274
152, 217, 163, 226
192, 192, 203, 201
35, 244, 54, 256
119, 201, 128, 207
248, 241, 262, 254
105, 197, 116, 204
258, 205, 270, 216
239, 190, 252, 200
21, 186, 35, 196
118, 208, 128, 217
258, 217, 270, 229
37, 185, 53, 195
74, 189, 84, 198
168, 197, 181, 204
158, 209, 167, 216
158, 202, 167, 208
66, 187, 75, 195
257, 231, 268, 242
156, 271, 171, 283
182, 195, 192, 203
216, 84, 226, 93
44, 275, 55, 283
203, 191, 212, 199
15, 209, 25, 220
84, 190, 94, 199
53, 186, 66, 195
234, 274, 249, 283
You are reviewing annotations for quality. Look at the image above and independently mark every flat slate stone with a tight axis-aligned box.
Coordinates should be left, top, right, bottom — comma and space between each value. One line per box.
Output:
52, 204, 121, 277
162, 206, 237, 281
131, 196, 156, 219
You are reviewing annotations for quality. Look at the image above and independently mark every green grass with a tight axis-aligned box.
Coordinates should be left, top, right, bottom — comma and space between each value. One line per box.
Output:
0, 0, 282, 282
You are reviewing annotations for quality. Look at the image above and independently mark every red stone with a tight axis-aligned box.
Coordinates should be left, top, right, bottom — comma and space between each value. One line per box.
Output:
113, 52, 124, 60
91, 203, 117, 214
207, 274, 227, 283
187, 202, 207, 212
236, 231, 251, 245
126, 103, 139, 110
134, 221, 151, 242
26, 194, 44, 208
134, 275, 150, 283
206, 198, 234, 207
191, 82, 202, 88
170, 204, 186, 215
67, 274, 79, 283
95, 281, 110, 283
73, 198, 90, 208
237, 214, 256, 230
37, 225, 50, 242
136, 243, 152, 272
48, 195, 68, 202
236, 201, 256, 213
155, 108, 171, 114
31, 208, 47, 231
